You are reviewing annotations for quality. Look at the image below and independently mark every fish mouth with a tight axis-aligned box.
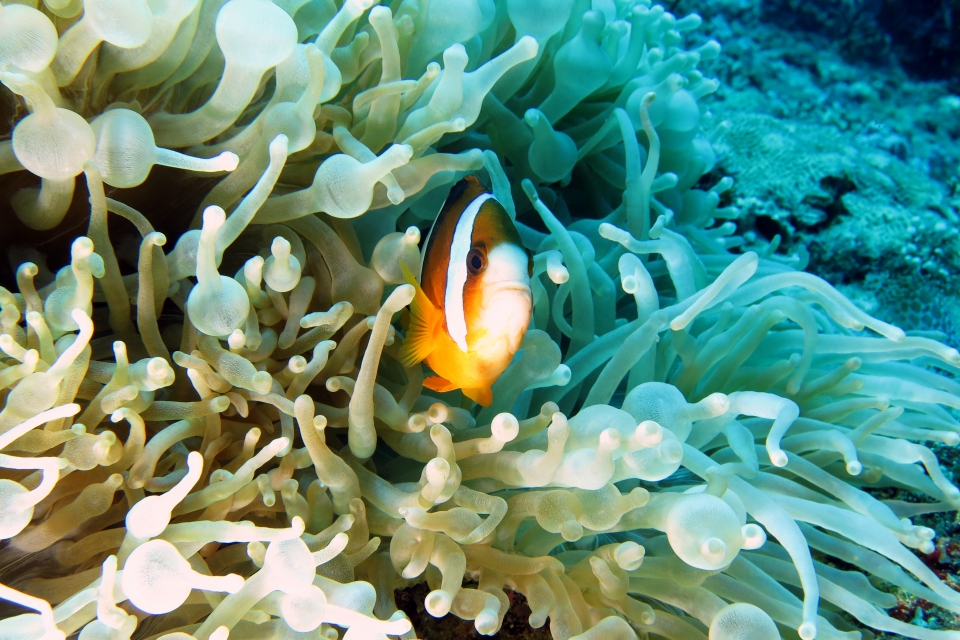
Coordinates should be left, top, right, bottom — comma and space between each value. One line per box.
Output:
493, 281, 531, 294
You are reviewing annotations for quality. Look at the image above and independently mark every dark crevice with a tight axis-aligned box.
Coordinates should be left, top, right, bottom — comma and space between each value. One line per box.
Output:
798, 174, 858, 233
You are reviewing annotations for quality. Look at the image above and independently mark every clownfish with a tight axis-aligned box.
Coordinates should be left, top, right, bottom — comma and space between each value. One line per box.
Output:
399, 176, 533, 406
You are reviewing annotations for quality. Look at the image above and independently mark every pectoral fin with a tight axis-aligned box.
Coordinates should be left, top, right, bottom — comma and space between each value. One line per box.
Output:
398, 260, 442, 368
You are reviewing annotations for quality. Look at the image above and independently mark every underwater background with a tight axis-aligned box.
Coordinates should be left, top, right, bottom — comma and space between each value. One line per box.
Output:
1, 0, 960, 639
677, 2, 960, 633
688, 0, 960, 348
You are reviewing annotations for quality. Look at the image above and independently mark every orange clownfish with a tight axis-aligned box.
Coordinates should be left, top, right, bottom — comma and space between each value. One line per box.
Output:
399, 176, 533, 406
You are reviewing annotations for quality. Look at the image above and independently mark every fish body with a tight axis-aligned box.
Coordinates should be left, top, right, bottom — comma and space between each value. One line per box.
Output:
399, 176, 533, 406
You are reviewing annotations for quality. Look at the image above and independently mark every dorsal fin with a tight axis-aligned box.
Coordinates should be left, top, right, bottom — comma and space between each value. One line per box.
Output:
398, 260, 441, 368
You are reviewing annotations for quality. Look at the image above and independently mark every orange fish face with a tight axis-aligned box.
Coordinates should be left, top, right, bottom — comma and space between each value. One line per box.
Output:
398, 176, 533, 406
464, 242, 532, 359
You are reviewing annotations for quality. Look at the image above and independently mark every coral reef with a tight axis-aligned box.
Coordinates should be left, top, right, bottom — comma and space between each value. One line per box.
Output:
0, 1, 959, 640
676, 0, 960, 347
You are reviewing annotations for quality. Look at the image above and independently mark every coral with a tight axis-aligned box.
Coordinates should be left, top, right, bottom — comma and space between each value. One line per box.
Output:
684, 0, 960, 353
0, 1, 959, 640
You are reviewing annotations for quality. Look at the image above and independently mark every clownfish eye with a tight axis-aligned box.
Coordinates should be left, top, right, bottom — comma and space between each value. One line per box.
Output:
467, 248, 486, 275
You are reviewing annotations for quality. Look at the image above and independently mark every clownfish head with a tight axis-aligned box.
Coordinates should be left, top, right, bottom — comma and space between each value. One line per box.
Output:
460, 235, 532, 357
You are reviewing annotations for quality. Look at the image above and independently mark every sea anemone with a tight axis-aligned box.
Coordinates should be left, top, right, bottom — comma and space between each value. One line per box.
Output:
0, 1, 958, 640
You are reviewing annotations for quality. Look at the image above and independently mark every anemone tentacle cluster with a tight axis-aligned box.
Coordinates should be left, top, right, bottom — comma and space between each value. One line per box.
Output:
0, 1, 958, 640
